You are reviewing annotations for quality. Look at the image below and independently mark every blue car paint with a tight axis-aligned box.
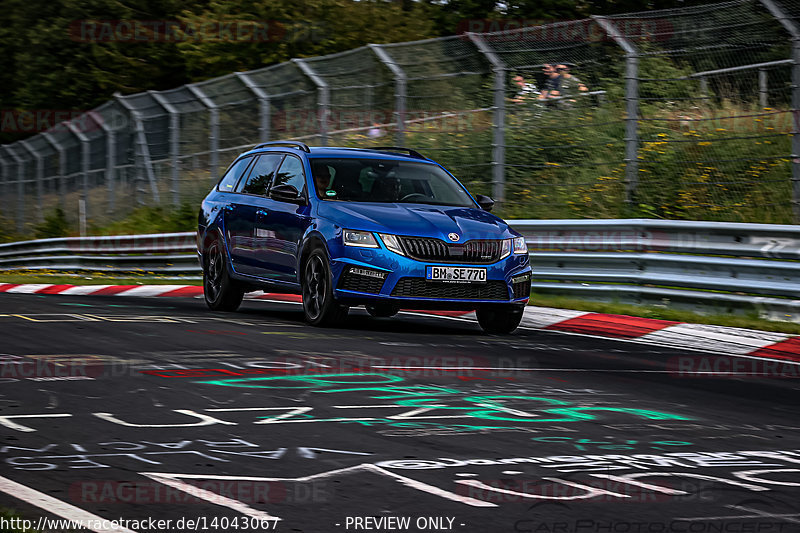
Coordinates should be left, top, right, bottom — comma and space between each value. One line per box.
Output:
198, 146, 531, 308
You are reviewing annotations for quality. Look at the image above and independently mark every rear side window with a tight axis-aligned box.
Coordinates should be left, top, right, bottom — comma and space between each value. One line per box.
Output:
273, 155, 307, 194
217, 156, 253, 192
238, 154, 284, 195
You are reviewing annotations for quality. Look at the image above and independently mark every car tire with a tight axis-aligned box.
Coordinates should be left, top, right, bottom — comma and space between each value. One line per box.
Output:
365, 303, 400, 318
203, 237, 244, 312
476, 304, 524, 334
302, 247, 349, 326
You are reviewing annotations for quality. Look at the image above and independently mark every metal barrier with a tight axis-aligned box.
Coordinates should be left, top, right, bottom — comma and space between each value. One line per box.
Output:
1, 220, 798, 318
1, 0, 800, 231
513, 219, 800, 320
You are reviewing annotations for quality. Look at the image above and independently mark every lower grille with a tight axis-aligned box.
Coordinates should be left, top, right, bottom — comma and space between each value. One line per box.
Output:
512, 277, 531, 299
338, 268, 386, 294
391, 278, 509, 300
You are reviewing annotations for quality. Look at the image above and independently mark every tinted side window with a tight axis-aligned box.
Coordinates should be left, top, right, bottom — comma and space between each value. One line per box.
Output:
274, 156, 307, 193
239, 154, 284, 195
217, 156, 253, 192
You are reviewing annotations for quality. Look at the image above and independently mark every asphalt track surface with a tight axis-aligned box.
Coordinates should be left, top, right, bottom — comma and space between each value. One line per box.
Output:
1, 293, 799, 533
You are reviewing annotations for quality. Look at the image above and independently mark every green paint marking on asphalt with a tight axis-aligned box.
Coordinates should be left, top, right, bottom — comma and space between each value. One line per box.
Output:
58, 303, 96, 307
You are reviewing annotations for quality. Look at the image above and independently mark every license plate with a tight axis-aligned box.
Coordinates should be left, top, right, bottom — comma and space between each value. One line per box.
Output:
426, 266, 487, 283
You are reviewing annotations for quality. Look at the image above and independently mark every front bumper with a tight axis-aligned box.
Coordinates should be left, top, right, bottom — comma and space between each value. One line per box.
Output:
329, 241, 531, 307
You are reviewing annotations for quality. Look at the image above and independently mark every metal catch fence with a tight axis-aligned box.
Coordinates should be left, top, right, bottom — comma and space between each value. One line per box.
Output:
1, 0, 799, 235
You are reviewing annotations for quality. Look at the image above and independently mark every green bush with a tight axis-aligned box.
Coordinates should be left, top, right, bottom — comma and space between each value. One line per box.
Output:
33, 207, 71, 239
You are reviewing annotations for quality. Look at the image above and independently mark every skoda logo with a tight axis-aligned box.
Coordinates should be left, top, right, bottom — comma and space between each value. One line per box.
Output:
447, 233, 460, 242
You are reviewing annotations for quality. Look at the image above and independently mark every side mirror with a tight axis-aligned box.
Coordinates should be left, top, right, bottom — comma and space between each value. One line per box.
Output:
476, 194, 495, 212
269, 184, 306, 204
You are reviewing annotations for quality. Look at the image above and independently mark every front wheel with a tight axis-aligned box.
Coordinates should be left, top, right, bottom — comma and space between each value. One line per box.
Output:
301, 248, 349, 326
476, 304, 524, 334
203, 238, 244, 312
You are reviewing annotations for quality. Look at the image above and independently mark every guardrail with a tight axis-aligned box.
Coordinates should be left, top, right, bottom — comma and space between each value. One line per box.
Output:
513, 219, 800, 320
1, 220, 798, 319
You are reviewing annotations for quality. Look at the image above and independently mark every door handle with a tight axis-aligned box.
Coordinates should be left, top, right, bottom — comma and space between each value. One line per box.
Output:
256, 209, 269, 216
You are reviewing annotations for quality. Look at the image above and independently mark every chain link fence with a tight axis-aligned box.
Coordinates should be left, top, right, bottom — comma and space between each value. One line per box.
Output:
1, 0, 798, 236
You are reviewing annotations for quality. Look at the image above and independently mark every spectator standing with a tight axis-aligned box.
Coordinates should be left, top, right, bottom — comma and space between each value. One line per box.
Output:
556, 64, 588, 99
539, 64, 561, 100
510, 74, 540, 103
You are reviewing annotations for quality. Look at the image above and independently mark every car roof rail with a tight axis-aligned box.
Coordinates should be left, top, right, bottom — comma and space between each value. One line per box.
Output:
369, 146, 427, 160
253, 140, 311, 153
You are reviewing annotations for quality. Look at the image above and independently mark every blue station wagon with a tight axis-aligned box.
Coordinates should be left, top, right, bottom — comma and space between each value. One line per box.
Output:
197, 142, 531, 333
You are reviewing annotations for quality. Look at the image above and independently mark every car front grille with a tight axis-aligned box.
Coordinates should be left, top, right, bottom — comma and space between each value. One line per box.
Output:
338, 267, 387, 294
398, 237, 504, 264
391, 278, 509, 300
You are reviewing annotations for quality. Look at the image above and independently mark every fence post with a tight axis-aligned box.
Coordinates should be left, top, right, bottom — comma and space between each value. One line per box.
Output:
758, 68, 768, 108
91, 110, 116, 214
593, 16, 640, 208
294, 58, 329, 146
187, 84, 219, 183
235, 72, 271, 143
115, 95, 160, 205
0, 151, 8, 220
42, 132, 67, 211
5, 145, 26, 233
186, 83, 219, 183
150, 91, 181, 206
369, 44, 407, 146
759, 0, 800, 223
67, 122, 91, 227
467, 33, 506, 206
20, 140, 44, 222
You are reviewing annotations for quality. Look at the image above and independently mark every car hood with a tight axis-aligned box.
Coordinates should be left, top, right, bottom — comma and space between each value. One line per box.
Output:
317, 202, 517, 240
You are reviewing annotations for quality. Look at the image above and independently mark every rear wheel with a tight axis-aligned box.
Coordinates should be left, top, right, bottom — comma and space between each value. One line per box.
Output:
365, 303, 400, 318
302, 248, 349, 326
203, 238, 244, 312
476, 304, 524, 334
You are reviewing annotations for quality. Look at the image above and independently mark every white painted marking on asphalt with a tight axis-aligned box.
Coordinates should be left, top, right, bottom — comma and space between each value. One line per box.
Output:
0, 413, 72, 432
141, 473, 280, 522
679, 506, 800, 524
0, 475, 137, 532
727, 505, 800, 524
456, 477, 632, 501
144, 464, 496, 508
365, 464, 497, 507
588, 474, 688, 495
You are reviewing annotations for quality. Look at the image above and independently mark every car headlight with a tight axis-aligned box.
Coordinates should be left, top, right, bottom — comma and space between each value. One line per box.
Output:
378, 233, 405, 256
513, 236, 527, 254
499, 239, 512, 259
343, 229, 379, 248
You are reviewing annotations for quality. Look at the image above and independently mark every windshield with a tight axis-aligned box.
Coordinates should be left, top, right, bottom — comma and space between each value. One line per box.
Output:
310, 158, 476, 208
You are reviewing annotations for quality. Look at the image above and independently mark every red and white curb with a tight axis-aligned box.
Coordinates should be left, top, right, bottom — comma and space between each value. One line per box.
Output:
2, 283, 798, 361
